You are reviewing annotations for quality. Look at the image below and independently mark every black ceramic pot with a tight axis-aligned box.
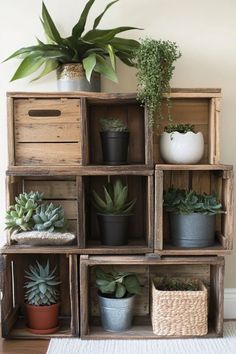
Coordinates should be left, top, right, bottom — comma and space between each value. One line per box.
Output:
97, 213, 130, 246
100, 131, 129, 165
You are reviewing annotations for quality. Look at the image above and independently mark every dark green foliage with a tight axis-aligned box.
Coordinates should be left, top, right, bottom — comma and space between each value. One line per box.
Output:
95, 266, 142, 298
100, 118, 128, 132
164, 188, 223, 215
4, 1, 140, 83
154, 277, 199, 291
135, 38, 181, 126
91, 179, 136, 215
164, 124, 195, 134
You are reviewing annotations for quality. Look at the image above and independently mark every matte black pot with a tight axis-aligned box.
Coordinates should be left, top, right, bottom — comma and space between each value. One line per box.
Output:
169, 213, 216, 248
100, 131, 129, 165
97, 214, 130, 246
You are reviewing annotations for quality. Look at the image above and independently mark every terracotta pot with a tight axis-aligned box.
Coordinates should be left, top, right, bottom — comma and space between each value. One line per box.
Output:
25, 302, 60, 334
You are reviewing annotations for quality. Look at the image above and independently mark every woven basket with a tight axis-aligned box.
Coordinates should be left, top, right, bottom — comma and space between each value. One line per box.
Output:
151, 277, 208, 336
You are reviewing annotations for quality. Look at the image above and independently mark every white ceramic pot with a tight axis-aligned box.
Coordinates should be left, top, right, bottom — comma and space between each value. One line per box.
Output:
160, 131, 204, 164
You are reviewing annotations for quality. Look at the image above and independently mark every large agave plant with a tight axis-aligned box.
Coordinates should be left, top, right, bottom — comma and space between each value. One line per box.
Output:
5, 191, 43, 233
33, 203, 67, 232
91, 179, 136, 214
25, 260, 61, 306
4, 0, 140, 83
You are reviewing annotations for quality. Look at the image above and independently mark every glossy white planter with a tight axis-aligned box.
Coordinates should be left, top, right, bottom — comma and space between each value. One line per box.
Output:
160, 131, 204, 164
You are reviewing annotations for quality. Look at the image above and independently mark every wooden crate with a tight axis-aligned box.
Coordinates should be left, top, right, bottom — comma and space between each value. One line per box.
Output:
6, 175, 79, 246
8, 94, 82, 166
83, 95, 153, 166
79, 172, 154, 254
0, 253, 79, 339
80, 255, 225, 339
155, 164, 234, 255
153, 89, 221, 164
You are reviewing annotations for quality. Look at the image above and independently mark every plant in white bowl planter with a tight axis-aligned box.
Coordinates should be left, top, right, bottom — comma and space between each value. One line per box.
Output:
160, 124, 204, 164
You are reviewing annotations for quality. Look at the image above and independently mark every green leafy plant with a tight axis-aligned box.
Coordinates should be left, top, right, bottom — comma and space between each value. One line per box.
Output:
24, 260, 61, 306
135, 38, 181, 126
95, 266, 142, 298
33, 203, 67, 232
100, 118, 128, 132
5, 192, 43, 232
91, 179, 136, 214
163, 188, 224, 215
4, 0, 140, 83
154, 277, 199, 291
164, 124, 195, 134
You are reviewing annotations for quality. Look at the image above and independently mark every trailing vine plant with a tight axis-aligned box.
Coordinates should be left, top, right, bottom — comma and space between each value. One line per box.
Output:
135, 38, 181, 127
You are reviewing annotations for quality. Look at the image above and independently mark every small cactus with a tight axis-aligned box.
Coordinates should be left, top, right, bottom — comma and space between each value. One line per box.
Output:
33, 203, 67, 232
100, 118, 129, 132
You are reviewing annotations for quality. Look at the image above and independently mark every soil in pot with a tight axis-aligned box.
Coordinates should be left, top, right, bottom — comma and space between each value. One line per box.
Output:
98, 292, 135, 332
100, 131, 129, 165
169, 213, 215, 248
25, 302, 60, 334
97, 214, 130, 246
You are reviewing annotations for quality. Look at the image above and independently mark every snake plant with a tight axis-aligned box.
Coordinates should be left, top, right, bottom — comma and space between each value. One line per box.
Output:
4, 0, 140, 83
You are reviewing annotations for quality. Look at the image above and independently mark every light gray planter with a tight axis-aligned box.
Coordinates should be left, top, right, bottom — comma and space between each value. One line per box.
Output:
98, 293, 135, 332
57, 63, 101, 92
169, 213, 215, 248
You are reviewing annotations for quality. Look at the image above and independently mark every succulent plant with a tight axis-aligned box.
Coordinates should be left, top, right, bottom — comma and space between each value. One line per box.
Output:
33, 203, 67, 232
5, 191, 43, 233
95, 266, 142, 298
25, 260, 61, 306
100, 118, 129, 132
91, 179, 136, 215
154, 277, 199, 291
164, 124, 195, 134
163, 188, 224, 215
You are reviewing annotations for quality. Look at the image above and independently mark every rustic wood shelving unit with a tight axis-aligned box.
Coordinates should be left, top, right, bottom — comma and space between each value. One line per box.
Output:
0, 88, 233, 339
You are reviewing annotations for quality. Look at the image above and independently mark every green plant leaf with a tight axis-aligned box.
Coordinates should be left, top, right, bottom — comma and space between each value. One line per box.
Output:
93, 0, 119, 29
82, 53, 96, 82
94, 55, 118, 83
103, 186, 114, 211
41, 2, 62, 44
124, 275, 142, 295
107, 44, 116, 69
83, 27, 140, 43
10, 54, 45, 81
115, 283, 126, 298
92, 190, 107, 211
72, 0, 96, 38
31, 59, 59, 81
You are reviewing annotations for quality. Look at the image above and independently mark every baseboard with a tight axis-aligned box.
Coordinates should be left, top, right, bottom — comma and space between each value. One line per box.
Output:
224, 288, 236, 319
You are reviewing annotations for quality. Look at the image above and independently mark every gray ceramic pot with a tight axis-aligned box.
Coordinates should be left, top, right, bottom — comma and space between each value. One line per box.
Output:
57, 63, 101, 92
98, 292, 135, 332
169, 213, 215, 248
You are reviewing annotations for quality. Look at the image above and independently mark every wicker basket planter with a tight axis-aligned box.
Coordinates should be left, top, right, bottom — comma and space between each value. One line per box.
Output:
151, 278, 208, 337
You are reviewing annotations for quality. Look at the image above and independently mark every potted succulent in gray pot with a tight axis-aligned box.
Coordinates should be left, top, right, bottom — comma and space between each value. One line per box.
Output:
100, 118, 129, 165
95, 267, 142, 332
24, 259, 61, 334
163, 188, 224, 248
160, 124, 204, 164
91, 179, 136, 246
4, 1, 140, 91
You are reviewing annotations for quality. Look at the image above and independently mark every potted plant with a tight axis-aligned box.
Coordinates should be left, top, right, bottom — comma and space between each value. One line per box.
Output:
24, 259, 61, 334
5, 191, 75, 245
91, 179, 136, 246
160, 124, 204, 164
100, 118, 129, 165
95, 267, 142, 332
135, 38, 181, 126
151, 277, 208, 336
4, 1, 140, 91
163, 188, 224, 248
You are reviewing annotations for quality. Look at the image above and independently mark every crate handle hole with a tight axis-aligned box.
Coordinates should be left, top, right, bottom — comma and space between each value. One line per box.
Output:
28, 109, 61, 117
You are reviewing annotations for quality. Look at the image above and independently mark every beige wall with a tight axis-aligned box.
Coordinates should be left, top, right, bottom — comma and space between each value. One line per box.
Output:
0, 0, 235, 286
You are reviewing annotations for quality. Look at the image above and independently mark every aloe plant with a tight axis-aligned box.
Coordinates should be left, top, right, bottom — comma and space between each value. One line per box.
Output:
95, 267, 142, 298
25, 260, 61, 306
163, 188, 224, 215
91, 179, 136, 214
4, 1, 140, 83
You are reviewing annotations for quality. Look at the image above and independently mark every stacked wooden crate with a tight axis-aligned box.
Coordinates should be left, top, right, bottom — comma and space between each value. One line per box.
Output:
0, 89, 233, 339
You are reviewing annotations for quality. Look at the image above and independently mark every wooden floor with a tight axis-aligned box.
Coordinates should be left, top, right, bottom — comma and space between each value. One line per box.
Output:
0, 339, 49, 354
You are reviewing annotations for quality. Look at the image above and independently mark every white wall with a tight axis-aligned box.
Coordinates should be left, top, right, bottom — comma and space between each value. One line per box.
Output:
0, 0, 236, 287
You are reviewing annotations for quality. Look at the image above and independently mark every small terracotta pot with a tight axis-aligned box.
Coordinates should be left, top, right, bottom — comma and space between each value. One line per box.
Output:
25, 302, 60, 334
